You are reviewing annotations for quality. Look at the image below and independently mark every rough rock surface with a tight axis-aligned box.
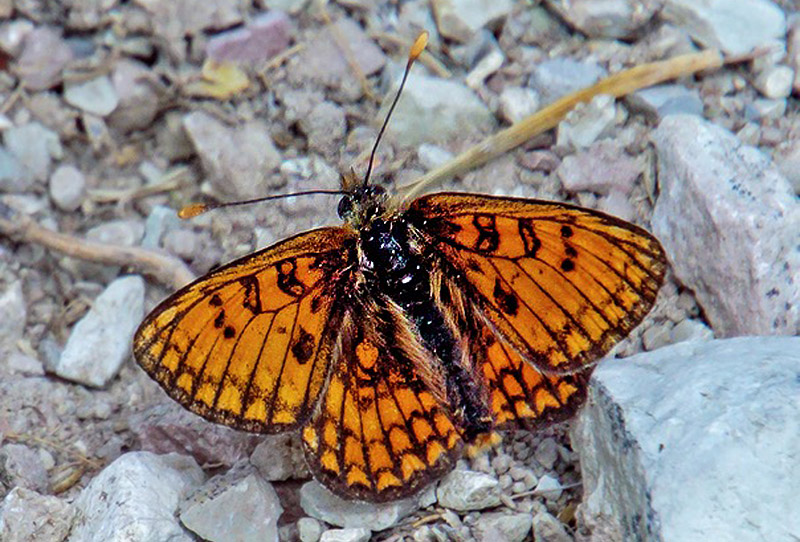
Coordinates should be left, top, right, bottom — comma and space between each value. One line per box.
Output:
573, 337, 800, 542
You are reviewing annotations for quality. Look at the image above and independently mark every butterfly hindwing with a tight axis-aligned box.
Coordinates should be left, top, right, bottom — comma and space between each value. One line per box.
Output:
133, 227, 356, 433
301, 297, 462, 502
409, 193, 667, 375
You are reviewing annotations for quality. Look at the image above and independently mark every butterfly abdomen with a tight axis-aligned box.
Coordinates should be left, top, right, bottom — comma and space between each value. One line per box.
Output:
360, 218, 492, 442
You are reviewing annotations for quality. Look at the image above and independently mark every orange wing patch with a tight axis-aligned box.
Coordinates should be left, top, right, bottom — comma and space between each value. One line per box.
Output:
410, 193, 666, 375
133, 227, 356, 433
301, 310, 462, 502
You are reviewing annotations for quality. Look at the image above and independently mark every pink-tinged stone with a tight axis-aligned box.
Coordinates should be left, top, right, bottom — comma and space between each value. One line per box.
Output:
15, 27, 74, 91
556, 140, 642, 196
206, 11, 291, 64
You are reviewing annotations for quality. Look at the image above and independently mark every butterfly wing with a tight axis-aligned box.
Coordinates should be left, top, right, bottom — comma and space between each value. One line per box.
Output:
301, 295, 462, 502
408, 193, 666, 375
133, 227, 357, 434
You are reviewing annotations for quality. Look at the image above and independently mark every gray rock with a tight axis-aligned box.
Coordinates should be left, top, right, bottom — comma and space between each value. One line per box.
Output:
627, 84, 704, 120
298, 517, 324, 542
0, 147, 31, 192
431, 0, 514, 42
473, 512, 533, 542
142, 205, 182, 249
4, 351, 45, 376
3, 122, 61, 184
15, 27, 74, 90
789, 17, 800, 94
534, 474, 563, 501
298, 101, 347, 155
287, 18, 385, 99
498, 86, 540, 124
556, 94, 618, 149
556, 140, 641, 195
529, 58, 607, 106
206, 11, 290, 64
69, 452, 205, 542
661, 0, 786, 56
86, 220, 145, 247
54, 275, 145, 388
180, 468, 282, 542
132, 402, 260, 468
534, 438, 559, 471
417, 144, 455, 171
0, 487, 77, 542
49, 164, 86, 212
0, 281, 25, 352
436, 469, 501, 511
669, 318, 713, 343
250, 433, 308, 482
775, 140, 800, 195
532, 511, 571, 542
572, 337, 800, 542
108, 59, 161, 133
652, 115, 800, 336
319, 528, 371, 542
300, 481, 420, 530
257, 0, 308, 14
134, 0, 243, 61
0, 444, 49, 495
162, 229, 200, 261
183, 111, 281, 200
0, 20, 33, 57
382, 72, 494, 146
64, 76, 119, 117
545, 0, 662, 39
753, 64, 794, 99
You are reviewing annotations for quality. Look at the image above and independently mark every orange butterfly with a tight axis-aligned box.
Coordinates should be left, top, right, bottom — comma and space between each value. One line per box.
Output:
133, 34, 666, 502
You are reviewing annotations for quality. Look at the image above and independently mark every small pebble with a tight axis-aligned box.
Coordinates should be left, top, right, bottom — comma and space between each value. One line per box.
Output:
49, 165, 86, 212
754, 65, 795, 99
298, 517, 324, 542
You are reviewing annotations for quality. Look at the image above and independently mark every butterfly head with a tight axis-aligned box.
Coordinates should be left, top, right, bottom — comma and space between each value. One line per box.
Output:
337, 183, 388, 227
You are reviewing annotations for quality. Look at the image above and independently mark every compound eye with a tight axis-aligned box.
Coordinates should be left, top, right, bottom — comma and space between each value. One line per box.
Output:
337, 196, 353, 219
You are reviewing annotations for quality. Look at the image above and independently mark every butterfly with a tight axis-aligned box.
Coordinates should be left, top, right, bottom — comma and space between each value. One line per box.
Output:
132, 33, 667, 502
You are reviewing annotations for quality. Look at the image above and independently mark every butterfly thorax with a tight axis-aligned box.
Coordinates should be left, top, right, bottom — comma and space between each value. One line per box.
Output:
358, 213, 492, 443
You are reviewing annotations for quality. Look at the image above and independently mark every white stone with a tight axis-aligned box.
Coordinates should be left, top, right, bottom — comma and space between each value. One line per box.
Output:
532, 511, 572, 542
547, 0, 661, 39
49, 164, 86, 212
432, 0, 514, 42
319, 528, 371, 542
250, 434, 307, 481
54, 276, 145, 387
661, 0, 786, 56
753, 65, 795, 99
68, 452, 205, 542
0, 281, 25, 352
0, 487, 76, 542
183, 111, 281, 200
572, 337, 800, 542
180, 470, 282, 542
64, 76, 119, 117
381, 71, 494, 146
498, 86, 541, 124
472, 512, 532, 542
651, 115, 800, 336
300, 481, 420, 530
557, 94, 617, 149
534, 474, 563, 501
3, 121, 61, 183
436, 469, 501, 511
298, 517, 324, 542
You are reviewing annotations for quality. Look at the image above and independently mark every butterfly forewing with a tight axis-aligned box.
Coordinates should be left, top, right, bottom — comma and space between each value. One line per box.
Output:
409, 193, 667, 375
133, 227, 356, 433
301, 299, 463, 502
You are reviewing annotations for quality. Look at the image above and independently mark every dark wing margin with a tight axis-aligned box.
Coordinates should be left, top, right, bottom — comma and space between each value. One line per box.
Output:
407, 192, 667, 375
133, 227, 357, 434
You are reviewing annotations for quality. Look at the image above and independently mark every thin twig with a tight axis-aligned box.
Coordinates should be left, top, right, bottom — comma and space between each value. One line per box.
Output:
398, 49, 725, 202
0, 200, 195, 289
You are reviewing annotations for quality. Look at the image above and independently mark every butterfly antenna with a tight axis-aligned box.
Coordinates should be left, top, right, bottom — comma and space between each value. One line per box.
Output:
178, 189, 347, 219
363, 31, 429, 187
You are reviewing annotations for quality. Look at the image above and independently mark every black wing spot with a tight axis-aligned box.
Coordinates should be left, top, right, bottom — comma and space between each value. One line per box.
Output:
561, 259, 575, 272
473, 214, 500, 253
210, 294, 223, 306
291, 327, 315, 364
223, 326, 236, 339
277, 259, 306, 297
518, 219, 541, 256
565, 245, 577, 258
311, 294, 324, 314
561, 225, 574, 238
239, 275, 263, 313
493, 278, 519, 316
214, 310, 226, 328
